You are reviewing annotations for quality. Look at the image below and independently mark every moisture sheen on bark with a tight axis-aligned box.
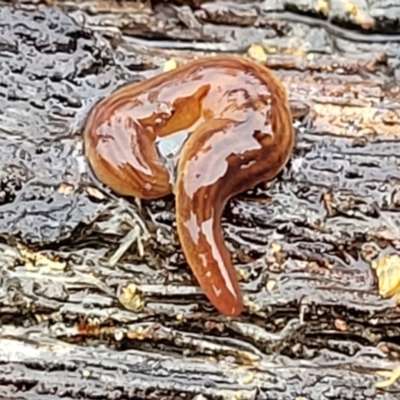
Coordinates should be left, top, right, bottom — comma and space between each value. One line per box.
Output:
0, 1, 400, 399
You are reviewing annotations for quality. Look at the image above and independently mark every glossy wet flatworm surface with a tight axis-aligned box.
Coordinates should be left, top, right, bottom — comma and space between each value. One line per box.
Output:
84, 55, 295, 316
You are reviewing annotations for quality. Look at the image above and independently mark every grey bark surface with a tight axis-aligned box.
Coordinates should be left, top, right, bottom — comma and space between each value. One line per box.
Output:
0, 1, 400, 399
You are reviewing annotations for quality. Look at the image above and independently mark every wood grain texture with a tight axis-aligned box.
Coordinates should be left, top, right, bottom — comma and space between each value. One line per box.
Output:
0, 1, 400, 399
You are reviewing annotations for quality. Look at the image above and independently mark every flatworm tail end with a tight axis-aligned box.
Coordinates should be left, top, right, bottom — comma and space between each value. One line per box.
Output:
175, 119, 244, 317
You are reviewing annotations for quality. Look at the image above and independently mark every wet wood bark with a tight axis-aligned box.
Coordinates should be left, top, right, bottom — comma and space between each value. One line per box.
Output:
0, 0, 400, 399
